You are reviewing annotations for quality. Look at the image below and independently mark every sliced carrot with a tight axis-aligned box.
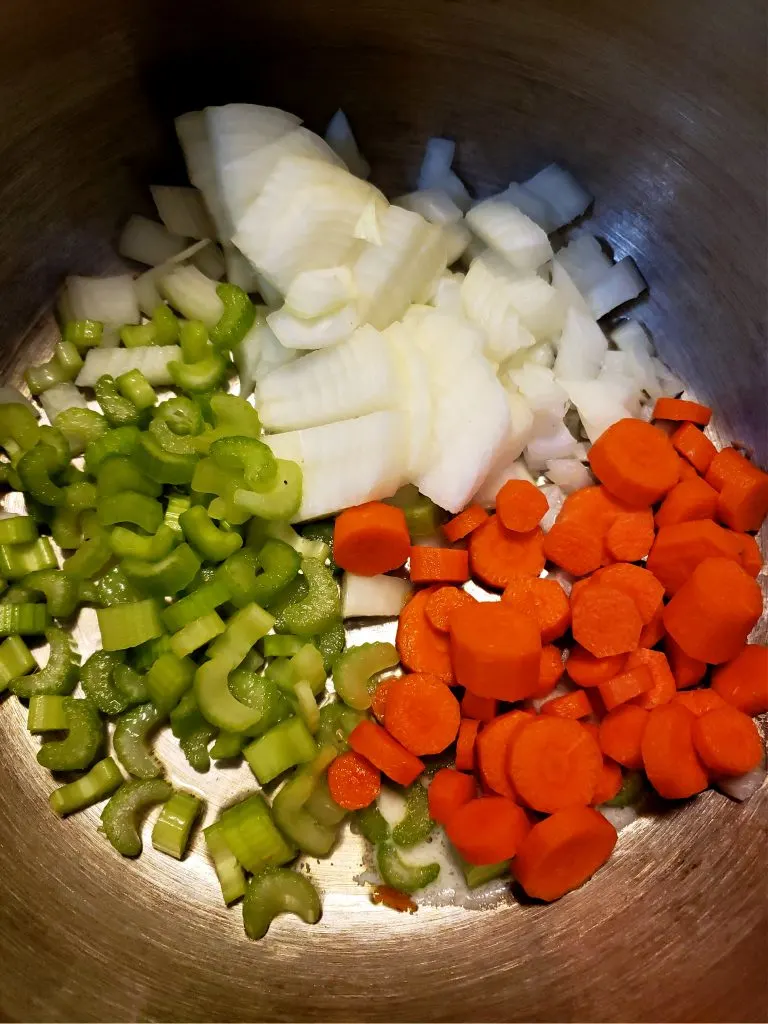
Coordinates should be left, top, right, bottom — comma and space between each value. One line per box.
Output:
711, 644, 768, 715
455, 718, 480, 771
442, 504, 489, 543
591, 759, 623, 805
371, 677, 396, 724
641, 703, 709, 799
427, 768, 477, 825
513, 805, 617, 902
543, 518, 604, 577
662, 556, 763, 664
598, 665, 653, 711
461, 691, 497, 723
591, 563, 664, 625
496, 479, 549, 533
678, 458, 700, 481
384, 673, 461, 756
468, 516, 545, 588
396, 586, 453, 683
476, 710, 533, 799
598, 704, 650, 769
559, 484, 632, 526
672, 422, 717, 474
626, 649, 676, 710
653, 397, 712, 426
716, 466, 768, 533
425, 586, 475, 632
508, 717, 603, 813
327, 751, 381, 810
450, 601, 541, 701
638, 607, 665, 649
646, 519, 744, 594
571, 584, 643, 658
502, 575, 570, 642
705, 447, 754, 490
348, 720, 424, 787
691, 705, 763, 776
605, 508, 655, 563
540, 689, 592, 720
535, 644, 566, 697
737, 533, 763, 578
334, 501, 410, 576
588, 419, 680, 507
672, 689, 727, 717
566, 646, 627, 689
445, 796, 531, 865
655, 477, 719, 529
665, 635, 707, 690
409, 546, 470, 585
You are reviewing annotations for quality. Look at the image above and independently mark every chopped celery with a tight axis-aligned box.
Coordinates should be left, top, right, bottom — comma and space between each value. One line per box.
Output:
0, 537, 57, 579
275, 558, 341, 638
249, 540, 301, 609
22, 569, 79, 618
305, 775, 347, 828
97, 491, 163, 533
63, 319, 104, 350
81, 651, 135, 715
161, 579, 231, 633
377, 842, 439, 894
136, 433, 199, 485
37, 697, 103, 772
110, 523, 177, 561
234, 460, 302, 521
316, 702, 365, 754
206, 602, 274, 671
219, 794, 296, 873
271, 748, 338, 856
386, 486, 442, 539
0, 636, 36, 692
289, 643, 327, 696
392, 783, 434, 848
229, 671, 293, 737
355, 804, 390, 844
332, 642, 399, 710
261, 634, 303, 659
204, 821, 246, 905
170, 690, 217, 773
152, 791, 203, 859
315, 621, 346, 673
459, 857, 510, 889
0, 602, 48, 636
94, 566, 142, 607
0, 515, 38, 546
10, 626, 77, 697
293, 679, 320, 734
194, 658, 265, 733
164, 494, 192, 534
97, 599, 164, 651
101, 779, 173, 857
115, 369, 157, 412
169, 611, 225, 659
210, 730, 245, 760
94, 374, 142, 427
210, 283, 256, 350
145, 652, 195, 713
27, 694, 69, 733
96, 455, 161, 498
180, 505, 242, 562
49, 757, 124, 817
244, 716, 317, 785
242, 868, 321, 941
113, 702, 166, 779
120, 543, 201, 596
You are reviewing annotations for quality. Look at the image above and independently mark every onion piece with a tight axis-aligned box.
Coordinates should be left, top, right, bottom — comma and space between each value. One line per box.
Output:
133, 239, 214, 316
63, 275, 140, 328
429, 272, 464, 315
473, 455, 535, 508
76, 347, 182, 388
175, 110, 230, 239
118, 215, 188, 267
508, 364, 569, 422
342, 573, 412, 618
522, 164, 592, 230
395, 189, 463, 226
461, 255, 536, 361
386, 322, 434, 478
417, 138, 455, 190
717, 752, 767, 802
561, 378, 632, 443
495, 183, 558, 232
587, 256, 647, 319
151, 185, 215, 240
550, 257, 592, 316
191, 243, 226, 282
236, 313, 298, 396
159, 265, 225, 326
546, 457, 592, 493
466, 196, 552, 272
556, 234, 613, 294
325, 109, 371, 180
40, 383, 88, 422
539, 483, 567, 532
525, 420, 581, 472
553, 306, 608, 381
266, 304, 360, 350
283, 266, 355, 319
651, 358, 684, 398
223, 243, 259, 293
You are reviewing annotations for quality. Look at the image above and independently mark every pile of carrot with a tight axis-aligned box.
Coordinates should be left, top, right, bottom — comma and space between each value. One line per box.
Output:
330, 401, 768, 904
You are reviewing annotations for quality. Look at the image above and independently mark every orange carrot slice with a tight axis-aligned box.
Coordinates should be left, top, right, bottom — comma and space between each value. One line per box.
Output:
348, 720, 424, 787
647, 519, 744, 594
446, 796, 531, 865
425, 586, 476, 632
476, 710, 533, 799
455, 718, 480, 771
566, 646, 627, 688
384, 673, 460, 756
571, 584, 643, 657
460, 691, 498, 722
508, 717, 603, 813
691, 705, 763, 776
588, 419, 680, 507
655, 477, 718, 528
640, 703, 708, 799
442, 504, 489, 543
501, 575, 570, 642
540, 689, 592, 720
543, 518, 604, 577
671, 422, 716, 474
327, 751, 381, 810
672, 690, 728, 717
427, 768, 476, 825
450, 601, 542, 700
711, 644, 768, 715
605, 509, 655, 562
591, 759, 623, 805
496, 479, 549, 533
598, 705, 650, 769
664, 635, 707, 690
653, 397, 712, 425
626, 649, 676, 710
598, 665, 653, 711
468, 515, 545, 588
396, 586, 453, 682
334, 501, 410, 576
534, 644, 566, 697
409, 546, 470, 585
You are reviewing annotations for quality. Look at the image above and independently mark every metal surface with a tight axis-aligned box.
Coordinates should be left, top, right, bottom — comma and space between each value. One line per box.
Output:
0, 0, 766, 1021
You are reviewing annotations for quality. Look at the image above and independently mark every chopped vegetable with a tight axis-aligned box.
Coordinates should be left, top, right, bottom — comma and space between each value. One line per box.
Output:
384, 673, 461, 755
327, 751, 381, 810
334, 502, 410, 576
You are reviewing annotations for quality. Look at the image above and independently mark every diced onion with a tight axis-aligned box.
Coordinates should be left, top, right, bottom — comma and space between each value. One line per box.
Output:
522, 164, 592, 230
325, 110, 371, 180
175, 110, 230, 239
266, 304, 360, 350
587, 256, 647, 319
525, 420, 581, 472
556, 234, 613, 294
191, 243, 226, 282
151, 185, 215, 240
159, 264, 225, 326
64, 275, 140, 328
417, 138, 455, 191
461, 256, 536, 361
235, 313, 298, 397
76, 346, 182, 388
553, 306, 608, 381
496, 183, 558, 232
539, 483, 567, 532
717, 754, 767, 802
283, 266, 355, 319
223, 243, 259, 293
342, 573, 412, 618
118, 215, 188, 267
546, 457, 592, 493
466, 196, 552, 272
395, 189, 463, 226
40, 383, 88, 422
561, 378, 632, 443
473, 455, 534, 508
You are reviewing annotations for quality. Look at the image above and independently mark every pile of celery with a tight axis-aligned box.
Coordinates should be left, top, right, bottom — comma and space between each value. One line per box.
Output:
0, 282, 370, 940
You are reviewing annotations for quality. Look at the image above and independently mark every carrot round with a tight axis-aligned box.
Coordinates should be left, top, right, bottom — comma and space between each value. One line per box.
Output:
711, 644, 768, 715
737, 533, 763, 578
384, 673, 460, 756
672, 689, 727, 717
543, 518, 604, 577
716, 466, 768, 533
691, 705, 763, 776
476, 710, 533, 799
591, 563, 664, 625
566, 646, 627, 688
665, 635, 707, 690
409, 546, 469, 585
626, 649, 676, 710
591, 759, 623, 805
599, 704, 650, 769
638, 607, 665, 649
678, 458, 700, 481
653, 397, 712, 426
646, 519, 744, 595
514, 805, 617, 901
655, 477, 719, 529
461, 691, 497, 722
605, 509, 655, 563
662, 557, 763, 664
540, 689, 592, 720
371, 677, 396, 724
502, 575, 570, 642
672, 422, 717, 475
455, 718, 480, 771
334, 501, 410, 576
496, 479, 549, 533
571, 584, 643, 658
598, 665, 653, 711
468, 515, 545, 588
446, 796, 531, 865
348, 720, 424, 787
588, 419, 680, 507
535, 644, 566, 697
450, 601, 542, 701
508, 717, 603, 813
396, 586, 453, 682
705, 447, 753, 490
327, 751, 381, 810
640, 703, 708, 799
425, 586, 476, 632
442, 504, 489, 543
427, 768, 476, 825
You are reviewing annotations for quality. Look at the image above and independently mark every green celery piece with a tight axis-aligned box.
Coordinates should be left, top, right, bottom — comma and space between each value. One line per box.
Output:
101, 779, 173, 857
152, 791, 203, 859
179, 320, 209, 363
219, 794, 296, 873
233, 460, 302, 521
113, 702, 167, 779
98, 491, 163, 533
146, 652, 195, 713
210, 730, 246, 760
0, 537, 58, 579
315, 621, 346, 673
169, 353, 229, 394
206, 602, 274, 671
204, 821, 247, 905
252, 540, 301, 609
392, 783, 434, 848
355, 804, 390, 845
61, 532, 112, 581
161, 579, 231, 633
81, 651, 134, 715
170, 610, 226, 658
96, 455, 161, 498
316, 701, 365, 754
209, 435, 277, 492
270, 748, 338, 857
386, 485, 443, 539
27, 694, 69, 733
164, 494, 191, 535
604, 771, 646, 808
261, 634, 303, 658
459, 857, 510, 889
55, 408, 109, 456
194, 659, 265, 733
243, 716, 317, 785
37, 697, 104, 772
305, 775, 347, 828
332, 642, 398, 711
16, 443, 67, 507
120, 543, 201, 597
84, 426, 141, 476
275, 558, 341, 638
179, 505, 242, 562
210, 283, 256, 351
10, 626, 77, 697
22, 569, 79, 618
94, 567, 143, 607
0, 636, 36, 692
0, 515, 38, 546
97, 599, 164, 651
213, 549, 261, 609
110, 523, 178, 562
93, 374, 141, 427
242, 868, 321, 941
136, 433, 199, 486
170, 690, 217, 773
300, 520, 339, 574
49, 757, 124, 817
62, 319, 104, 350
377, 842, 439, 894
115, 369, 157, 412
0, 603, 48, 636
113, 663, 150, 706
289, 643, 327, 696
293, 679, 320, 734
0, 403, 42, 455
229, 671, 293, 738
